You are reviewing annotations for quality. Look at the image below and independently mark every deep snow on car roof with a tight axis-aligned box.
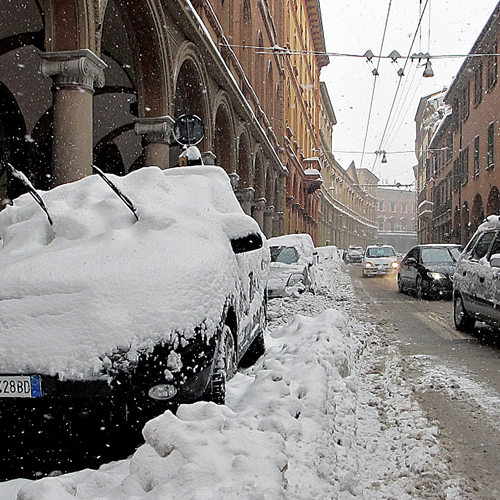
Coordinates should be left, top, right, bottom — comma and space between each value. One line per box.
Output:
0, 166, 262, 379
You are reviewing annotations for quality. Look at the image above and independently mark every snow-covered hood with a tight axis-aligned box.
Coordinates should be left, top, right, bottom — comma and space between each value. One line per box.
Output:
0, 166, 263, 379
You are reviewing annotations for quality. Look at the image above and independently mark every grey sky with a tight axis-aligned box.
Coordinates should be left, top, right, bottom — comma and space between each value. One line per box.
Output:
319, 0, 499, 185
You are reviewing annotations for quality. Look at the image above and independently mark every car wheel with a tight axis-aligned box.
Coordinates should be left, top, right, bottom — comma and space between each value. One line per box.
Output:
397, 274, 405, 293
416, 275, 426, 300
454, 295, 475, 332
239, 331, 265, 368
208, 324, 237, 405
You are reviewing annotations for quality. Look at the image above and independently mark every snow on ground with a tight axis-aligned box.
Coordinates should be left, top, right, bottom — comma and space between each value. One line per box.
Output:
2, 256, 466, 499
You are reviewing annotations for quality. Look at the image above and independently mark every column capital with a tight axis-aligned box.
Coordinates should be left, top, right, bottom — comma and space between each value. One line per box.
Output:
235, 187, 255, 203
134, 116, 175, 144
40, 49, 106, 90
252, 197, 267, 211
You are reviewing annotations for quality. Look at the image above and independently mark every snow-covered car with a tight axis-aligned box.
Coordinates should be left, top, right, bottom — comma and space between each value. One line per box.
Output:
362, 244, 398, 277
398, 244, 462, 299
453, 215, 500, 331
315, 245, 340, 263
345, 245, 364, 263
0, 165, 268, 479
267, 233, 318, 298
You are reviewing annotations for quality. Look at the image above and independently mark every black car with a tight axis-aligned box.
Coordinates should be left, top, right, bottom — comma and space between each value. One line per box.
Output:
397, 244, 463, 300
0, 165, 268, 480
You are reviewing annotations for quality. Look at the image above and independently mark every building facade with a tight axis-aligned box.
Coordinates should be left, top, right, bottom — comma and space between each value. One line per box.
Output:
0, 0, 288, 237
376, 186, 418, 253
415, 2, 500, 247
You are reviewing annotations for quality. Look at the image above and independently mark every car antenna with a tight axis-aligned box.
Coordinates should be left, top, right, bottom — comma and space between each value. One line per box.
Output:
92, 165, 139, 221
0, 162, 53, 225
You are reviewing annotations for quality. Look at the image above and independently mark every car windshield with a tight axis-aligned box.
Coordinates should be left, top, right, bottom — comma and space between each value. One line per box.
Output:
270, 245, 300, 264
349, 247, 363, 253
421, 247, 461, 264
366, 247, 395, 258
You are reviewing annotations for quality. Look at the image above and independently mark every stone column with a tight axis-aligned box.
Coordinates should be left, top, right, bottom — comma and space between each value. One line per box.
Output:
134, 116, 175, 169
252, 197, 266, 230
263, 205, 275, 238
40, 49, 106, 186
235, 187, 255, 216
273, 211, 284, 237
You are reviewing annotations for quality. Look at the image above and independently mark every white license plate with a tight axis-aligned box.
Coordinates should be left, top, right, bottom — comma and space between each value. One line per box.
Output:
0, 375, 42, 398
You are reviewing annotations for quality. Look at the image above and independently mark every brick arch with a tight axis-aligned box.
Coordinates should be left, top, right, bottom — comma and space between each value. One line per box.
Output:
487, 186, 500, 215
471, 193, 485, 234
43, 0, 96, 52
102, 0, 172, 118
237, 129, 253, 188
213, 96, 236, 173
173, 48, 211, 161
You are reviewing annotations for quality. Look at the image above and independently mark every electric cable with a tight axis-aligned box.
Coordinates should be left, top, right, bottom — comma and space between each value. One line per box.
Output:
360, 0, 393, 169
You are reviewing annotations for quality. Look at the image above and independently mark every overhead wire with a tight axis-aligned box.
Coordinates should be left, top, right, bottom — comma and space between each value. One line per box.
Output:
360, 0, 393, 169
372, 0, 430, 172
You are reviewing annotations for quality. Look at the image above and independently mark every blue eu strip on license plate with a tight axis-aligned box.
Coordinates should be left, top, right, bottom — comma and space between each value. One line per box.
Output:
30, 375, 42, 398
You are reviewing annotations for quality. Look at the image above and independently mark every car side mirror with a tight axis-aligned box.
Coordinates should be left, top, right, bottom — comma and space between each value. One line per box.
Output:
406, 257, 417, 266
490, 255, 500, 268
230, 233, 263, 254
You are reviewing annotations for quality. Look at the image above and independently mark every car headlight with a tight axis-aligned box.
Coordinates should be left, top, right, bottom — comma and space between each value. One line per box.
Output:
427, 271, 445, 280
286, 273, 305, 288
390, 261, 399, 269
148, 383, 178, 400
364, 262, 373, 268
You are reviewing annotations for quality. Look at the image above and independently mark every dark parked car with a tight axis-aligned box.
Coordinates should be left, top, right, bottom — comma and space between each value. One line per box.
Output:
453, 216, 500, 331
397, 244, 462, 299
345, 245, 364, 264
0, 164, 268, 479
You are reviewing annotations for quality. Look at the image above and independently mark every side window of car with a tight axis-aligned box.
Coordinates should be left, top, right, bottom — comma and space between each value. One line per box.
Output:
405, 248, 418, 264
470, 232, 496, 261
487, 233, 500, 261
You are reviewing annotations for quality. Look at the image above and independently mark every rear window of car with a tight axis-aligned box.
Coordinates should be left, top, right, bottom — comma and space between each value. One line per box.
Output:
421, 247, 461, 263
270, 246, 299, 264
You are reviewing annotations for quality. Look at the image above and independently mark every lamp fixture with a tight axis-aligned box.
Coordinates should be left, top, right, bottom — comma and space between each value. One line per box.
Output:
423, 59, 434, 78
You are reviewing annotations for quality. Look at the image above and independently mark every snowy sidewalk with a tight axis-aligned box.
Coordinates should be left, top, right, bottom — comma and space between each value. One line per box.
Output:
3, 257, 464, 500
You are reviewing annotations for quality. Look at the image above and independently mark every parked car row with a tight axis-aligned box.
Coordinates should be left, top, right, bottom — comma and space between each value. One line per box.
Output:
0, 157, 335, 479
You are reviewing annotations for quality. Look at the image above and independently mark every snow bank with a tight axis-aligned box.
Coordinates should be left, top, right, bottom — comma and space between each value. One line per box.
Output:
2, 257, 465, 499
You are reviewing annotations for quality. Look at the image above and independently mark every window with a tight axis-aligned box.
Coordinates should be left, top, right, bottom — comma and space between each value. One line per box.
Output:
378, 220, 384, 230
488, 122, 495, 169
474, 60, 483, 106
487, 40, 498, 91
474, 136, 480, 177
459, 147, 469, 185
402, 202, 407, 213
461, 81, 470, 121
390, 202, 396, 212
379, 201, 384, 211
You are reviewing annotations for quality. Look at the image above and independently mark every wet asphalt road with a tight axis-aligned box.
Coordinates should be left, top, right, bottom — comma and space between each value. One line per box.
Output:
348, 264, 500, 499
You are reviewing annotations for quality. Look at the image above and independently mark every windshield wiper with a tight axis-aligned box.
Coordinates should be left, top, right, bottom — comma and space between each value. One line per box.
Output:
92, 165, 138, 221
0, 162, 53, 225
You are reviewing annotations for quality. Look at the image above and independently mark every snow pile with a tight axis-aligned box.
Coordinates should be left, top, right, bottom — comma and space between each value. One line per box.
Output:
0, 166, 263, 379
2, 257, 466, 499
477, 214, 500, 232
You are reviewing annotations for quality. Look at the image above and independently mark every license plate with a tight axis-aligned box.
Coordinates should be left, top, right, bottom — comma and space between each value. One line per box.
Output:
0, 375, 42, 398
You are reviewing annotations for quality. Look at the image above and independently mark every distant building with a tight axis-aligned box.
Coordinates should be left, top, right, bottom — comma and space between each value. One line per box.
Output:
376, 186, 418, 254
